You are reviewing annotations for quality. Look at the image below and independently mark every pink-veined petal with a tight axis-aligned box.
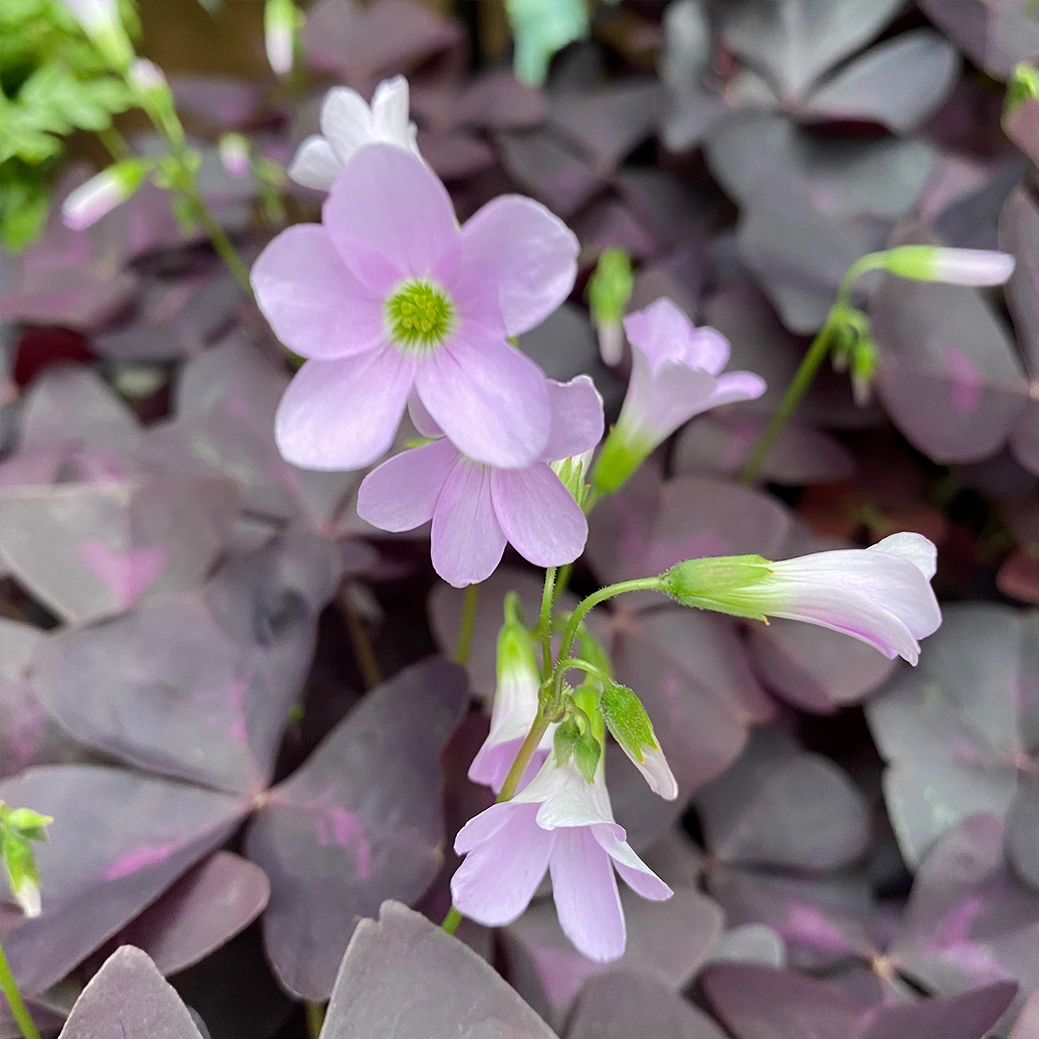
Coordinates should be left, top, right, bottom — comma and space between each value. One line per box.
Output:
416, 334, 550, 469
550, 827, 626, 962
323, 144, 457, 280
275, 349, 414, 470
593, 825, 674, 901
320, 86, 375, 165
491, 464, 587, 567
430, 459, 507, 586
251, 224, 387, 359
287, 136, 341, 191
541, 375, 604, 462
451, 803, 555, 927
454, 195, 579, 337
356, 438, 458, 532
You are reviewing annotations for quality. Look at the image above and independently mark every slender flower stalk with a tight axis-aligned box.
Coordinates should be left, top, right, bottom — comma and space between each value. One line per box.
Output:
455, 584, 481, 666
0, 940, 40, 1039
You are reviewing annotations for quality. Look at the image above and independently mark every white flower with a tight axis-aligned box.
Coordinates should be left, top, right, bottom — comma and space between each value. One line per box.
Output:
288, 76, 421, 192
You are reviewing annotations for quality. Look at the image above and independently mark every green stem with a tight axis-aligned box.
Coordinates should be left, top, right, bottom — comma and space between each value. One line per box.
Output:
99, 125, 130, 161
305, 1000, 325, 1039
497, 713, 551, 803
188, 190, 254, 295
554, 658, 611, 685
441, 905, 463, 935
537, 567, 557, 677
556, 578, 664, 680
737, 251, 890, 487
454, 583, 480, 666
0, 938, 40, 1039
338, 585, 382, 691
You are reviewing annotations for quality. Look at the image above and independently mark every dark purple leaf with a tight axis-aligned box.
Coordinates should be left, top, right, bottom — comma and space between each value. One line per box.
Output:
0, 765, 248, 995
416, 130, 495, 180
717, 0, 904, 100
1001, 188, 1039, 378
322, 901, 557, 1038
891, 814, 1039, 997
857, 983, 1017, 1039
502, 890, 723, 1032
871, 227, 1028, 464
113, 852, 269, 977
495, 130, 603, 218
456, 69, 546, 130
571, 195, 661, 263
546, 81, 662, 175
303, 0, 464, 89
866, 604, 1024, 867
171, 75, 267, 130
920, 0, 1039, 79
803, 31, 959, 133
697, 728, 871, 871
568, 971, 727, 1039
58, 946, 203, 1039
0, 471, 242, 624
245, 657, 468, 1000
703, 924, 787, 969
702, 962, 869, 1039
32, 533, 343, 794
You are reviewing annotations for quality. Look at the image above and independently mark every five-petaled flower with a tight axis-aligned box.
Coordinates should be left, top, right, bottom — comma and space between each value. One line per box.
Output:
288, 77, 421, 191
357, 375, 604, 586
451, 746, 672, 962
593, 297, 766, 494
252, 144, 579, 472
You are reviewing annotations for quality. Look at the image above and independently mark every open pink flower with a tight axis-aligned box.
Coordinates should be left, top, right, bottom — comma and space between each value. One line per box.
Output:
451, 750, 672, 962
357, 376, 603, 587
252, 144, 579, 471
593, 297, 766, 494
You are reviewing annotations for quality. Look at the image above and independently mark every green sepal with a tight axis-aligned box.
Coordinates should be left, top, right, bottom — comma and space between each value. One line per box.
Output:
591, 428, 649, 496
661, 554, 774, 620
573, 732, 601, 782
601, 682, 657, 764
553, 716, 581, 768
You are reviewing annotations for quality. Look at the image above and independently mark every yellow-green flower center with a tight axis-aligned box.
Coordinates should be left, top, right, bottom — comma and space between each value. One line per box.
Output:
386, 279, 455, 352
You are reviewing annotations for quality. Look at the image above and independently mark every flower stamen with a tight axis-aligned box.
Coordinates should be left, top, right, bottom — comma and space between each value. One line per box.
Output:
386, 279, 455, 353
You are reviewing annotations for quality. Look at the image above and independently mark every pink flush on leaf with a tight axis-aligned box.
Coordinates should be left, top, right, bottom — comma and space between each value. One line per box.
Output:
79, 541, 166, 608
251, 143, 579, 472
356, 375, 604, 587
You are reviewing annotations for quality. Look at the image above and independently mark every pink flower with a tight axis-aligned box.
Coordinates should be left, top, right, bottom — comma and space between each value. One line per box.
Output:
665, 533, 942, 665
288, 77, 420, 192
252, 144, 578, 471
451, 750, 672, 962
357, 376, 603, 587
593, 297, 766, 494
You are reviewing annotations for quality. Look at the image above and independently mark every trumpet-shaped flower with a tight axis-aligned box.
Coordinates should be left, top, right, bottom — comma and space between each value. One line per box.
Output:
663, 532, 942, 665
288, 77, 420, 191
451, 749, 672, 962
356, 376, 604, 586
593, 297, 766, 494
252, 144, 579, 471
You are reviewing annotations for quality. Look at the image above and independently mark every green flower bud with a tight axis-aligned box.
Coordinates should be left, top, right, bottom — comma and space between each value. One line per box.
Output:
601, 682, 678, 800
661, 554, 774, 620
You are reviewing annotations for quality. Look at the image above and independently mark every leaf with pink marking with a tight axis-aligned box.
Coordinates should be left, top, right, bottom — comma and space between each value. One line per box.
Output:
32, 532, 343, 795
110, 852, 270, 977
0, 765, 248, 997
321, 902, 557, 1039
246, 657, 469, 1000
58, 946, 204, 1039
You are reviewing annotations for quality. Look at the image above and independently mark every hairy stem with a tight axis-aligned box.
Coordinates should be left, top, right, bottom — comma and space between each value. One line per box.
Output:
455, 583, 480, 666
497, 713, 551, 803
0, 939, 40, 1039
537, 567, 557, 677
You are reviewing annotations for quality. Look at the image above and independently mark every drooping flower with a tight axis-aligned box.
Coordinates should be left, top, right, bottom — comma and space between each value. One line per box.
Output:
468, 594, 550, 792
253, 144, 578, 472
663, 532, 942, 665
451, 745, 672, 962
600, 681, 678, 800
356, 375, 603, 586
288, 77, 420, 192
592, 297, 766, 494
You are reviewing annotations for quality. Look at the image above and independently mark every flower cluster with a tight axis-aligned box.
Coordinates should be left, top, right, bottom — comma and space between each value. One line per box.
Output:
250, 77, 947, 964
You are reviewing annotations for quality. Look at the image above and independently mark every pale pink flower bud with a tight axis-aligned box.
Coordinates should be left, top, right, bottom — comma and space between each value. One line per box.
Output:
61, 161, 148, 230
14, 877, 40, 919
219, 133, 251, 179
882, 246, 1016, 287
265, 0, 296, 76
128, 57, 166, 93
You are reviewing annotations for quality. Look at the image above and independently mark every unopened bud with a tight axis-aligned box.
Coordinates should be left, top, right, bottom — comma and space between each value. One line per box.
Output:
265, 0, 298, 76
661, 555, 773, 619
61, 160, 150, 230
600, 682, 677, 799
880, 246, 1015, 287
59, 0, 133, 69
219, 133, 251, 179
1006, 62, 1039, 116
587, 248, 634, 367
850, 335, 878, 407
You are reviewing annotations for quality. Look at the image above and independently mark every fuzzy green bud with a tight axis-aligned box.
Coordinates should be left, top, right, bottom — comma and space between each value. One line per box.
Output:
661, 554, 774, 620
874, 246, 1015, 287
601, 681, 678, 800
587, 248, 634, 366
0, 802, 50, 919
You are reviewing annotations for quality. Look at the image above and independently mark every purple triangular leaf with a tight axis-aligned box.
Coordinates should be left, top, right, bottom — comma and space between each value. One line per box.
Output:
246, 657, 468, 1000
856, 983, 1017, 1039
920, 0, 1039, 80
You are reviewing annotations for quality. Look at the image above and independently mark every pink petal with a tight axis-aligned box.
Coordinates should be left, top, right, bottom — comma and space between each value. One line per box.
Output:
251, 225, 387, 359
517, 759, 615, 828
703, 370, 768, 410
454, 195, 579, 337
622, 354, 717, 444
275, 349, 415, 470
491, 464, 588, 567
323, 144, 457, 281
356, 439, 458, 532
431, 459, 507, 586
685, 325, 731, 374
624, 298, 716, 371
541, 375, 604, 462
416, 334, 550, 469
593, 825, 674, 901
454, 801, 518, 854
407, 393, 444, 438
451, 803, 555, 927
549, 827, 626, 962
